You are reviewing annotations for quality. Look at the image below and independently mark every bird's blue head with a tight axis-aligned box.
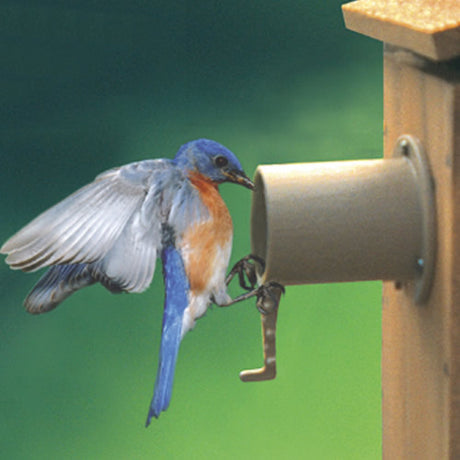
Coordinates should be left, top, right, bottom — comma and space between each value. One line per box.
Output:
174, 139, 254, 190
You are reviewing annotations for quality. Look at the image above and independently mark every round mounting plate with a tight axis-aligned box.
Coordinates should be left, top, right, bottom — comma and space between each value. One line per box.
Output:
393, 135, 436, 304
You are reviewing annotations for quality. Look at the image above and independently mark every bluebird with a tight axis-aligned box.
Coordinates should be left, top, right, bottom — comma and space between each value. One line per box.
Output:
1, 139, 255, 425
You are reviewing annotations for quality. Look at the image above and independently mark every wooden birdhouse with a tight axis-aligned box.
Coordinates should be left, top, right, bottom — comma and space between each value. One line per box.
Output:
249, 1, 460, 458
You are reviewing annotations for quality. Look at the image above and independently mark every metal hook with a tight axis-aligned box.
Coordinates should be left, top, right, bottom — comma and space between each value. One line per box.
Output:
239, 283, 284, 382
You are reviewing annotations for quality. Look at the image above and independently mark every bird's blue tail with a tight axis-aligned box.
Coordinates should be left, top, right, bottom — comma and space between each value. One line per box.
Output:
146, 245, 189, 426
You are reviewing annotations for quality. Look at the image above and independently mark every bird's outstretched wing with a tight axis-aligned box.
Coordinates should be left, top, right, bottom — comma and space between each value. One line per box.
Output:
1, 159, 193, 295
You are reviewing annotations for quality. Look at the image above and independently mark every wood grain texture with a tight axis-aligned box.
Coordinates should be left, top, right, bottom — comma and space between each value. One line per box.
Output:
342, 0, 460, 60
382, 45, 460, 459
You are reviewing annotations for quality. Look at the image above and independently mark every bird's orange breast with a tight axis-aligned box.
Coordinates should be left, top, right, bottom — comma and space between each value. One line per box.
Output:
181, 172, 233, 294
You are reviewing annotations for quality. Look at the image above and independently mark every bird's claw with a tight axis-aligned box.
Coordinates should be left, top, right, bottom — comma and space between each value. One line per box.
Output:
224, 254, 285, 382
255, 282, 285, 315
226, 254, 265, 291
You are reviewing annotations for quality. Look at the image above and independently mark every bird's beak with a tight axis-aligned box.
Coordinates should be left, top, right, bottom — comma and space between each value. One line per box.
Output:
224, 170, 255, 190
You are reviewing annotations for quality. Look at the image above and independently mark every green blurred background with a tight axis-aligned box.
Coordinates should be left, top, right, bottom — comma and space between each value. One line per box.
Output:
0, 1, 383, 458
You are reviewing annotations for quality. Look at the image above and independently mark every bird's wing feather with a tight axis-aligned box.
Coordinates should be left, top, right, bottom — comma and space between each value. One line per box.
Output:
0, 159, 193, 294
96, 166, 209, 293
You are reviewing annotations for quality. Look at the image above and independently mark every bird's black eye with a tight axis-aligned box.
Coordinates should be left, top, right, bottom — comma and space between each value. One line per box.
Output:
214, 155, 228, 168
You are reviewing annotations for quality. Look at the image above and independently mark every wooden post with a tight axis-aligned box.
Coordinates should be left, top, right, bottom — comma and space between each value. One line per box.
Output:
343, 1, 460, 458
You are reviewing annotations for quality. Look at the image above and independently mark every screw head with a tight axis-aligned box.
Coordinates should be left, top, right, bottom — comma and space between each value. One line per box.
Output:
400, 138, 410, 156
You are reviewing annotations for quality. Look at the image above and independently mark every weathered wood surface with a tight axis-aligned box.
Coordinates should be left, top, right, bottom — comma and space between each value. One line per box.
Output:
342, 1, 460, 458
343, 0, 460, 61
383, 45, 460, 460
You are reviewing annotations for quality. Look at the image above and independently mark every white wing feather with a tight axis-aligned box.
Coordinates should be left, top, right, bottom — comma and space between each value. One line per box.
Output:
0, 159, 203, 294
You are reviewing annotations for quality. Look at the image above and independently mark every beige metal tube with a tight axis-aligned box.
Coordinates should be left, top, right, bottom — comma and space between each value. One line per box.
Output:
251, 157, 423, 286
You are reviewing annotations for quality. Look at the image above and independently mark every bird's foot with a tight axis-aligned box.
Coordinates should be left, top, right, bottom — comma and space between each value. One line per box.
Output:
225, 254, 265, 291
255, 282, 285, 315
221, 254, 286, 382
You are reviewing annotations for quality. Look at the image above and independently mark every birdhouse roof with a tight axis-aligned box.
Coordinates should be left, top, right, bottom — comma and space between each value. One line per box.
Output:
342, 0, 460, 61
